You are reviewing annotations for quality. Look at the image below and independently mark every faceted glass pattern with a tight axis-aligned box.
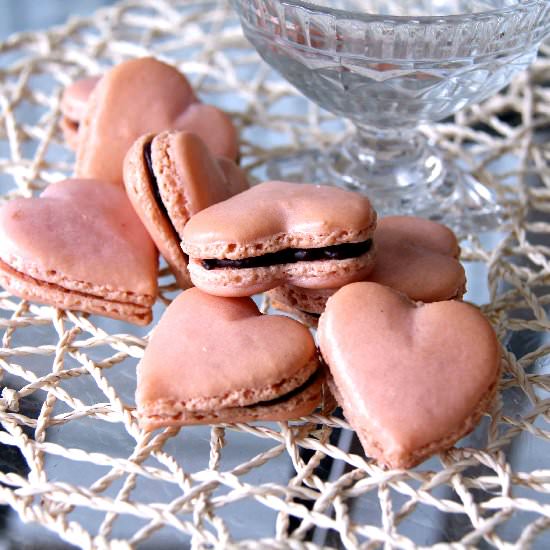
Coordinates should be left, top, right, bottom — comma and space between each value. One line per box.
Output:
232, 0, 550, 229
233, 0, 549, 128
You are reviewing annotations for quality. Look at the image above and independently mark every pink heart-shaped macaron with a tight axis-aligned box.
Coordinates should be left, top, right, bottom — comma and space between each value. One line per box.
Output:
318, 282, 500, 469
181, 181, 377, 296
75, 57, 238, 185
267, 215, 466, 326
368, 215, 465, 301
0, 179, 157, 324
123, 131, 248, 288
137, 288, 323, 429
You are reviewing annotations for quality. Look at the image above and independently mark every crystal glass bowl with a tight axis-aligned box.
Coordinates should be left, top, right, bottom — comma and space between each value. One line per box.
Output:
232, 0, 550, 230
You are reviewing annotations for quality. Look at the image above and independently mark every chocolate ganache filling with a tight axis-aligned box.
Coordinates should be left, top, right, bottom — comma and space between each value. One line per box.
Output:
202, 239, 373, 270
299, 310, 321, 320
245, 368, 321, 409
143, 141, 183, 246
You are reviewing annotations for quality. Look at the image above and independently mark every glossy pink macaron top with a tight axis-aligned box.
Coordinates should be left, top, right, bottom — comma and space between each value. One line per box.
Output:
75, 57, 239, 186
0, 178, 158, 324
136, 288, 322, 428
318, 282, 500, 469
138, 288, 317, 408
0, 178, 157, 298
368, 215, 465, 302
182, 181, 377, 260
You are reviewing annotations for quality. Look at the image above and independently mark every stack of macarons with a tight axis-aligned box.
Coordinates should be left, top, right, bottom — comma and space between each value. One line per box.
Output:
67, 57, 239, 184
0, 56, 244, 324
0, 56, 502, 470
138, 181, 378, 432
137, 179, 500, 469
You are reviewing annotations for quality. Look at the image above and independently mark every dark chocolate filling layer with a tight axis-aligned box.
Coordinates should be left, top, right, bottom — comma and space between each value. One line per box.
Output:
143, 141, 183, 246
0, 258, 150, 320
202, 239, 373, 270
246, 368, 321, 409
299, 310, 321, 319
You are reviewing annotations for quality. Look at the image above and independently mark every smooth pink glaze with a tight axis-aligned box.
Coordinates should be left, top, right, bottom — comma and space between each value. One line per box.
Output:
0, 178, 157, 296
318, 282, 500, 467
137, 288, 316, 407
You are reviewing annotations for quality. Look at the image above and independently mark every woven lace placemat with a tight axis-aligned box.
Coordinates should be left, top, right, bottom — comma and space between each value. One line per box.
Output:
0, 1, 549, 548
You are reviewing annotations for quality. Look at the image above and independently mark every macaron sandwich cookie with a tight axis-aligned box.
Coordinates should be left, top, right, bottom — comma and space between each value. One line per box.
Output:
136, 288, 324, 429
318, 282, 501, 469
75, 57, 239, 186
124, 131, 248, 288
181, 181, 377, 297
0, 179, 157, 324
269, 216, 466, 325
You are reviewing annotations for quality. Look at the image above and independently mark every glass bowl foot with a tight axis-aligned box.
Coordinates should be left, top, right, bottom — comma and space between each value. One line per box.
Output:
264, 134, 506, 234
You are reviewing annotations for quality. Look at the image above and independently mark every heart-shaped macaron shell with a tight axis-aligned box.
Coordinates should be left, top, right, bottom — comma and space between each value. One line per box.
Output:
182, 181, 377, 297
75, 57, 239, 186
124, 131, 248, 288
267, 215, 466, 325
318, 282, 500, 469
172, 103, 239, 162
368, 215, 465, 302
136, 288, 323, 429
0, 179, 158, 324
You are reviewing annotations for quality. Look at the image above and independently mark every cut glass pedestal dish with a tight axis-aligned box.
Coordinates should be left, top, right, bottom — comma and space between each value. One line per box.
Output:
232, 0, 550, 230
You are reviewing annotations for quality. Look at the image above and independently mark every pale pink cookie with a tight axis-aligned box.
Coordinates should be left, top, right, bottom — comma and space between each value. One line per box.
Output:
181, 181, 377, 297
75, 57, 239, 185
60, 76, 101, 150
318, 282, 501, 469
136, 288, 324, 429
368, 216, 465, 301
173, 103, 239, 162
0, 179, 157, 325
268, 216, 466, 326
123, 131, 248, 288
